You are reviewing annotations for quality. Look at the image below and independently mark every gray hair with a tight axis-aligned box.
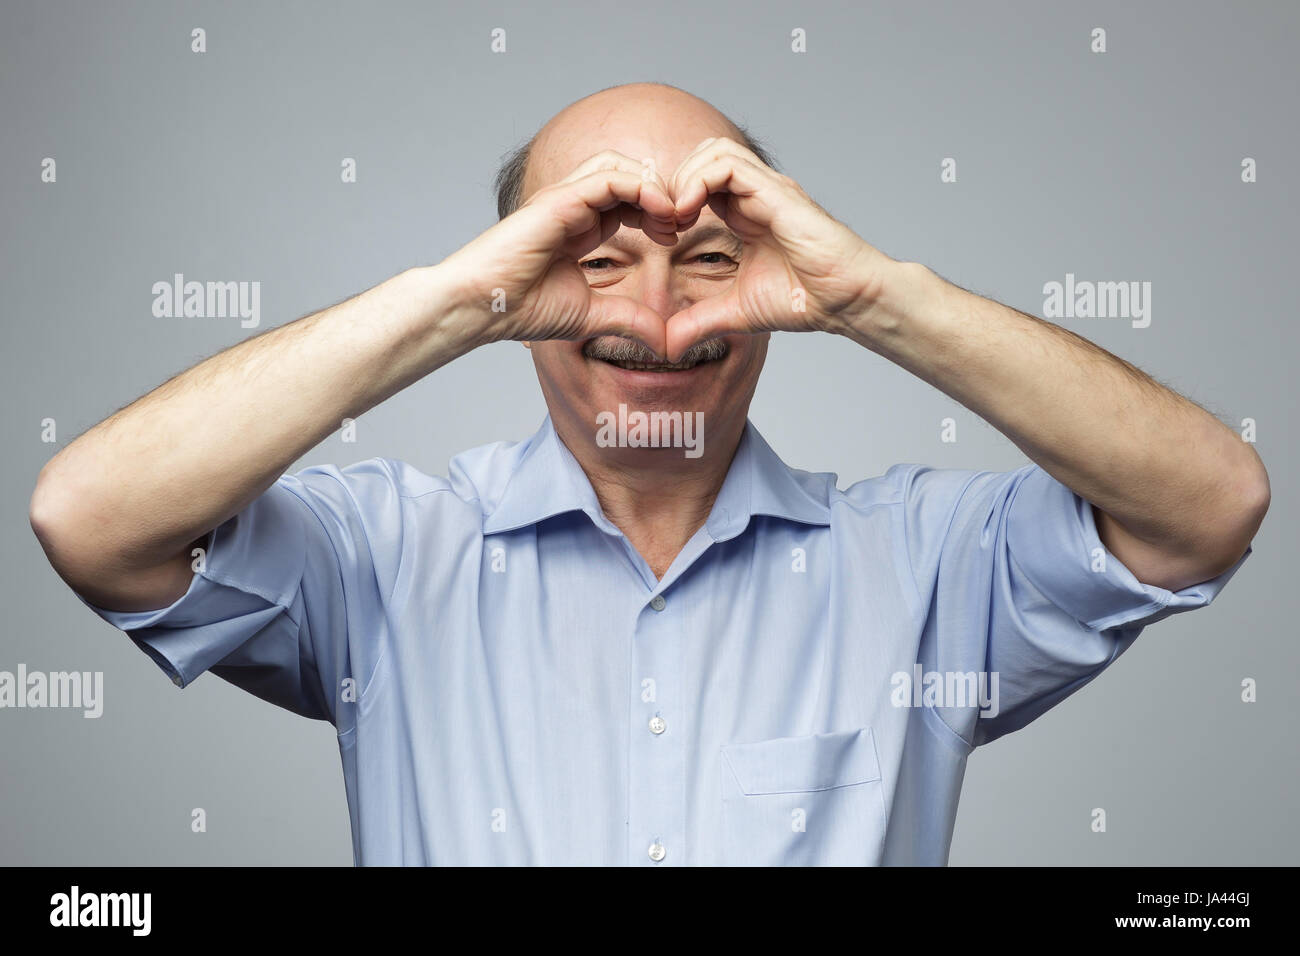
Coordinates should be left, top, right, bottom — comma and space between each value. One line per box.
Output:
493, 123, 779, 221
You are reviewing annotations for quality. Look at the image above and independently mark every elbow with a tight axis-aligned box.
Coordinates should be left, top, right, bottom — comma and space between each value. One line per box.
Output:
1202, 451, 1270, 575
1232, 449, 1270, 543
29, 457, 99, 571
29, 463, 73, 560
30, 463, 111, 600
30, 467, 59, 550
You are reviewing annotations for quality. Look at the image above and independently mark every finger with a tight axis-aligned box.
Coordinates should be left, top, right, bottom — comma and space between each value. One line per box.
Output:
563, 202, 671, 261
556, 151, 678, 227
670, 137, 781, 208
586, 293, 668, 359
668, 136, 729, 182
573, 168, 677, 223
559, 204, 624, 261
670, 135, 772, 187
614, 201, 679, 246
533, 168, 678, 242
559, 149, 672, 196
664, 290, 748, 362
705, 192, 731, 227
536, 169, 678, 262
669, 139, 777, 234
672, 208, 701, 232
671, 155, 791, 232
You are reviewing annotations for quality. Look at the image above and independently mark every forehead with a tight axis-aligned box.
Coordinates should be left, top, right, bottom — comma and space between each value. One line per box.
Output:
523, 93, 741, 196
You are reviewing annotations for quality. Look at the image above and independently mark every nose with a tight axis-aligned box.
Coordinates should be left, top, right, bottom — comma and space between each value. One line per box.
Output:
632, 256, 683, 320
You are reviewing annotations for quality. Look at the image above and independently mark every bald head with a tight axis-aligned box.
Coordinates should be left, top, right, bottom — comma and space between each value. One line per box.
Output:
493, 83, 776, 220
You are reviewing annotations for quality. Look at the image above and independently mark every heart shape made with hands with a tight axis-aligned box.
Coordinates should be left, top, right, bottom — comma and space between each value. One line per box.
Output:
581, 138, 874, 362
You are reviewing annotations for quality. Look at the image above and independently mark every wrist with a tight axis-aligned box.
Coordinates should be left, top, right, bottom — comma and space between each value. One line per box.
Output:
405, 262, 499, 355
835, 257, 945, 351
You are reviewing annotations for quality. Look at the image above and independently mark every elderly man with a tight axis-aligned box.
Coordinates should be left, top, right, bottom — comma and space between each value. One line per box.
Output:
29, 82, 1267, 866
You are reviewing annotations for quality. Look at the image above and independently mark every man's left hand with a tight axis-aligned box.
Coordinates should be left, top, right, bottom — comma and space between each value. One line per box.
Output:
664, 136, 889, 360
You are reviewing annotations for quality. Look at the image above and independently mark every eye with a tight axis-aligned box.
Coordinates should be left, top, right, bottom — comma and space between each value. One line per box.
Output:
580, 257, 615, 270
694, 252, 737, 265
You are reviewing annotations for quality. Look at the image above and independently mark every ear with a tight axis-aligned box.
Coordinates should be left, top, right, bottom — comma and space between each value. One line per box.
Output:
521, 341, 532, 350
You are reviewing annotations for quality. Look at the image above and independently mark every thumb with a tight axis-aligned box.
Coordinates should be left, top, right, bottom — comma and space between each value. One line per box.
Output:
664, 289, 742, 362
585, 293, 669, 359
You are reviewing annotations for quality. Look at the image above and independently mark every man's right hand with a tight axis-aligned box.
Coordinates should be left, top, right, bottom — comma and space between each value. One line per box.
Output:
29, 150, 678, 612
439, 150, 679, 357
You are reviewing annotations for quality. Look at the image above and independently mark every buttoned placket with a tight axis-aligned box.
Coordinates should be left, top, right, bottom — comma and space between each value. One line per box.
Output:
548, 424, 756, 866
621, 519, 729, 866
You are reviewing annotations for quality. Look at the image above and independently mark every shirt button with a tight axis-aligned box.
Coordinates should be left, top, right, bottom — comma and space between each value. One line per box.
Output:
650, 595, 666, 612
649, 716, 666, 735
648, 842, 666, 862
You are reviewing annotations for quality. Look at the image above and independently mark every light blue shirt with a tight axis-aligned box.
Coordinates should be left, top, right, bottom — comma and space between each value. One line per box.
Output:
79, 416, 1248, 865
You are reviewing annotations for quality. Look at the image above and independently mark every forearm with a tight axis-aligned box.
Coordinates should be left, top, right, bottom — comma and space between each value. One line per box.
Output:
841, 261, 1269, 584
30, 263, 484, 593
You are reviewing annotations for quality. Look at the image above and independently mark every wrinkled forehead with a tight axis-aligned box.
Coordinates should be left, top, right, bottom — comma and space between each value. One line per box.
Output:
522, 104, 742, 200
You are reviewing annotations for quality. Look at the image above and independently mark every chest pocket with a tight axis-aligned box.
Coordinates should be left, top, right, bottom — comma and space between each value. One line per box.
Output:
720, 727, 887, 866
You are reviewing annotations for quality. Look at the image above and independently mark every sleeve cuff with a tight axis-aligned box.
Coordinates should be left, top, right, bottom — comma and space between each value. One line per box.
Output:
73, 570, 206, 687
74, 481, 311, 687
1005, 465, 1251, 631
75, 568, 289, 690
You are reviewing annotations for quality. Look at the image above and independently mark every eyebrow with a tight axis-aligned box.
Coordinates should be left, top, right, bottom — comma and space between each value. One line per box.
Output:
602, 223, 744, 256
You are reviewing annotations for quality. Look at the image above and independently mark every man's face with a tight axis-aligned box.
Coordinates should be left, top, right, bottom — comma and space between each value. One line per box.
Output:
522, 90, 769, 465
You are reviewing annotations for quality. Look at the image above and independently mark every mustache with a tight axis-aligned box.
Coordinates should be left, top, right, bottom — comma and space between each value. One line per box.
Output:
582, 336, 729, 365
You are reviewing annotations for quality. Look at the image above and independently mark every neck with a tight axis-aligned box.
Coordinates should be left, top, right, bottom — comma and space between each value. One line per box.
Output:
555, 416, 746, 581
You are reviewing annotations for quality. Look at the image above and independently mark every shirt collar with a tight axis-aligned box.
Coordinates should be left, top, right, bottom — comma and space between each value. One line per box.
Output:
481, 414, 831, 539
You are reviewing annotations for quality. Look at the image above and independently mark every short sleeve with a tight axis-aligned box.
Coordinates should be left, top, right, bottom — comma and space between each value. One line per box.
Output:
897, 462, 1251, 748
73, 459, 402, 729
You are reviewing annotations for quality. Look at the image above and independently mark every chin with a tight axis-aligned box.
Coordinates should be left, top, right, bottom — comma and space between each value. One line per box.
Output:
589, 404, 711, 462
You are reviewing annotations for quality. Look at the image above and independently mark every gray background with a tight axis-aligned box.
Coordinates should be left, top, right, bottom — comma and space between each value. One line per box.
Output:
1, 0, 1294, 865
